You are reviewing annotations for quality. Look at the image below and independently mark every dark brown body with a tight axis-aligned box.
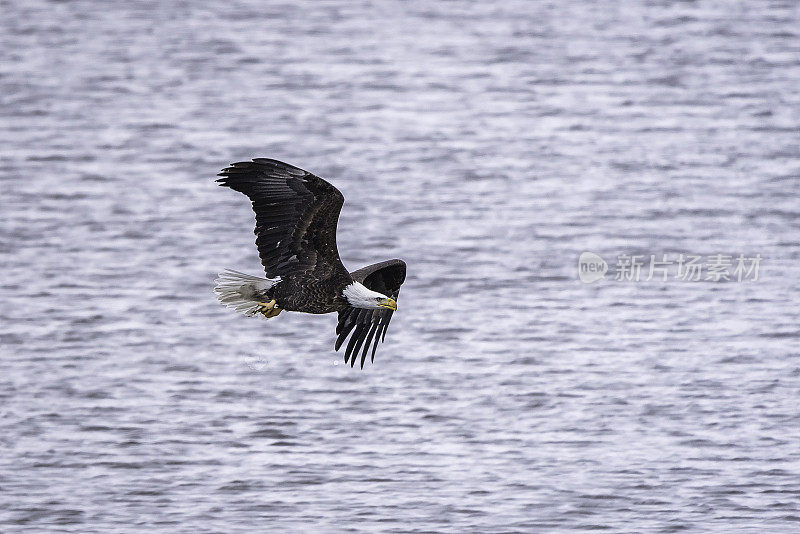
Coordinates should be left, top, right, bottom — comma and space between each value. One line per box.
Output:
269, 274, 350, 314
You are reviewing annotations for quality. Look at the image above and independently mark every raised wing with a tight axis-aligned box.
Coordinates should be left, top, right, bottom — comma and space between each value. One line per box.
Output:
217, 159, 346, 279
335, 259, 406, 368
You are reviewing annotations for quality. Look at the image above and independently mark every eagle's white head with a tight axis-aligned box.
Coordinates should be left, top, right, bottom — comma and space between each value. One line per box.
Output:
342, 281, 397, 310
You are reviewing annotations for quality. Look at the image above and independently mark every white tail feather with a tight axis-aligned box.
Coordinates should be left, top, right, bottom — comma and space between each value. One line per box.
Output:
214, 269, 281, 318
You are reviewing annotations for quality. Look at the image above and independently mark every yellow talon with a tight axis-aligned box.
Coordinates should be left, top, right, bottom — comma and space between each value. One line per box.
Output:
255, 299, 281, 318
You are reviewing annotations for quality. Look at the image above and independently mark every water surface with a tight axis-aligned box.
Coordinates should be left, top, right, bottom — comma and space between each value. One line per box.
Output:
2, 0, 800, 532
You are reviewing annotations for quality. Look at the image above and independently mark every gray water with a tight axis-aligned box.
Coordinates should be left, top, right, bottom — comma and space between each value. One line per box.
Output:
2, 0, 800, 532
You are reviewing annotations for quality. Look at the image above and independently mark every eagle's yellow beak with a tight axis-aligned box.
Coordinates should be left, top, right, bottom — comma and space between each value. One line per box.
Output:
378, 298, 397, 311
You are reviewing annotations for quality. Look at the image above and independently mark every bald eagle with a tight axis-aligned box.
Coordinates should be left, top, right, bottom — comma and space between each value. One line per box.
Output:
213, 158, 406, 368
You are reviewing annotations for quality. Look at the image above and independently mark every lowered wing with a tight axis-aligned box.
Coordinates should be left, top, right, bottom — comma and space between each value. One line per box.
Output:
335, 259, 406, 368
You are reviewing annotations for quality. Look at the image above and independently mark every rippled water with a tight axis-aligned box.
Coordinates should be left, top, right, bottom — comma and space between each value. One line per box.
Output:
2, 0, 800, 532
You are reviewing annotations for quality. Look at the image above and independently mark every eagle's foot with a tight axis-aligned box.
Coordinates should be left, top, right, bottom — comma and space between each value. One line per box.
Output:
256, 299, 281, 318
